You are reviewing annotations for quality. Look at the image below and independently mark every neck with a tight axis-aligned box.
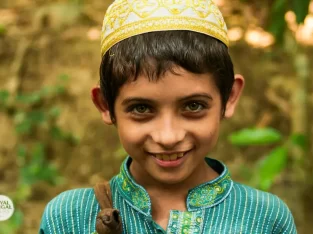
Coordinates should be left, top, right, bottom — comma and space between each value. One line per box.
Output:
129, 159, 219, 196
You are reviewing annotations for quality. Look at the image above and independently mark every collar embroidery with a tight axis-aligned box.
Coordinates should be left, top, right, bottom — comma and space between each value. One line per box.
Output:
115, 157, 233, 216
115, 160, 151, 215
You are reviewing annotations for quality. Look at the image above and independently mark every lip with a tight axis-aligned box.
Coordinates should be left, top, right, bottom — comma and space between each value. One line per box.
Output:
149, 151, 187, 155
150, 149, 191, 168
148, 149, 192, 155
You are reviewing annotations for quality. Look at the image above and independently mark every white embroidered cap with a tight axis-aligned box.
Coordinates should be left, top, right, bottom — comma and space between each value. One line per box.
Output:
101, 0, 229, 56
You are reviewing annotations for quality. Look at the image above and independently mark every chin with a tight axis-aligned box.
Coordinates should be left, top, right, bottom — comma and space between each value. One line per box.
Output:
152, 171, 191, 186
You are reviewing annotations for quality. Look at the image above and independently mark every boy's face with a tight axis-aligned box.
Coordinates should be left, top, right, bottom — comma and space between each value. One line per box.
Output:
92, 67, 244, 186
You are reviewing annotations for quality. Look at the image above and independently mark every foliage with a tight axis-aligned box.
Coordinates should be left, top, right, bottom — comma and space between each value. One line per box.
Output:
0, 209, 23, 234
234, 0, 311, 196
229, 128, 308, 191
229, 128, 282, 146
0, 24, 6, 36
0, 74, 78, 233
268, 0, 310, 43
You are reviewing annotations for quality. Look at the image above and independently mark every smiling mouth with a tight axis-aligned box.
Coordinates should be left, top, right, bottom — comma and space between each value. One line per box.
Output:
150, 151, 189, 161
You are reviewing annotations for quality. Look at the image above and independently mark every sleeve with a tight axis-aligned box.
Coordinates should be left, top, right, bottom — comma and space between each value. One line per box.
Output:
272, 197, 297, 234
38, 194, 64, 234
38, 188, 99, 234
39, 204, 50, 234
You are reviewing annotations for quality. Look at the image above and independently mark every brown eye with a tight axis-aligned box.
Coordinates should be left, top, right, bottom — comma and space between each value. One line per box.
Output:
133, 105, 150, 114
185, 102, 203, 112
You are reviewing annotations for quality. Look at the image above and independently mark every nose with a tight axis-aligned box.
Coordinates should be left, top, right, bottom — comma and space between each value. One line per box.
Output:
150, 114, 185, 149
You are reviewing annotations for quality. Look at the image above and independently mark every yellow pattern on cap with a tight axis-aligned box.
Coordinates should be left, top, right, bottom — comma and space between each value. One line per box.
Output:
101, 0, 229, 56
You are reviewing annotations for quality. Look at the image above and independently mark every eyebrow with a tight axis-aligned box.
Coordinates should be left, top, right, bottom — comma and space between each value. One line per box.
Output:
178, 93, 213, 102
121, 93, 213, 106
121, 97, 154, 106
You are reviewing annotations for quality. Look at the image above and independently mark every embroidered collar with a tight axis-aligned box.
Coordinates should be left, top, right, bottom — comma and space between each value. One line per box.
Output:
114, 156, 233, 216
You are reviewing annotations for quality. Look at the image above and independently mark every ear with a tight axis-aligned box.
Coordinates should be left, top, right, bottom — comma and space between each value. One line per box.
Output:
91, 86, 113, 125
224, 74, 245, 118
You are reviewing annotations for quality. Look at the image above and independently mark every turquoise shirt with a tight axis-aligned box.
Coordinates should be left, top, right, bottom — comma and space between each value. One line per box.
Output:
39, 157, 297, 233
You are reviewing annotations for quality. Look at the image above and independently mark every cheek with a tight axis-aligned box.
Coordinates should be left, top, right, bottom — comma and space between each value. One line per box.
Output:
117, 121, 146, 150
196, 116, 221, 145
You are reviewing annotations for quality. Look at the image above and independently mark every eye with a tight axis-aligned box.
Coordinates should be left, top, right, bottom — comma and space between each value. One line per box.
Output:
131, 104, 151, 114
185, 102, 204, 112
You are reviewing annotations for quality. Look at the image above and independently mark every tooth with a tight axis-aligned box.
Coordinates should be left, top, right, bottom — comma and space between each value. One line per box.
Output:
177, 153, 184, 158
169, 154, 177, 161
156, 155, 163, 160
162, 155, 170, 161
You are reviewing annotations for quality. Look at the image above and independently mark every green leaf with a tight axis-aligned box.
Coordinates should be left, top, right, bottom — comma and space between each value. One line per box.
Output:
17, 145, 27, 158
11, 208, 24, 227
67, 134, 80, 144
239, 165, 254, 181
292, 0, 310, 24
15, 110, 47, 134
0, 209, 23, 233
290, 133, 308, 151
20, 166, 37, 185
31, 143, 45, 162
0, 24, 6, 36
19, 143, 61, 185
54, 85, 66, 94
50, 126, 66, 140
22, 163, 61, 185
228, 128, 282, 146
15, 94, 27, 103
29, 164, 41, 175
58, 74, 70, 82
15, 93, 42, 105
27, 110, 46, 124
39, 164, 62, 184
14, 112, 26, 123
268, 0, 287, 43
50, 126, 79, 144
15, 119, 32, 134
14, 183, 32, 203
17, 145, 27, 165
38, 86, 54, 97
48, 107, 61, 118
9, 208, 23, 227
0, 90, 10, 104
257, 146, 288, 190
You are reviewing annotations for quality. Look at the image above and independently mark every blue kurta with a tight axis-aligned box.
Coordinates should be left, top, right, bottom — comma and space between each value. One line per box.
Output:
39, 157, 297, 233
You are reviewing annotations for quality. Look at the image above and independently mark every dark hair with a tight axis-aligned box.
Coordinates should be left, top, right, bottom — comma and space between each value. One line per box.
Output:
100, 30, 234, 121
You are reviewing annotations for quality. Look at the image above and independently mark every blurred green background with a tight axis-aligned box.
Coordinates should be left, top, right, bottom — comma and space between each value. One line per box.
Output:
0, 0, 312, 233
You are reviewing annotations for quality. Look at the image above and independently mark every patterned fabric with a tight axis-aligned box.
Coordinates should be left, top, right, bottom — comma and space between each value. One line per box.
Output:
101, 0, 229, 56
114, 157, 232, 215
39, 188, 100, 234
39, 157, 297, 234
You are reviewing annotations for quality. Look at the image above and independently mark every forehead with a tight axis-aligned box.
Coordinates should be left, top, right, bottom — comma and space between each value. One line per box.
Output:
116, 67, 219, 101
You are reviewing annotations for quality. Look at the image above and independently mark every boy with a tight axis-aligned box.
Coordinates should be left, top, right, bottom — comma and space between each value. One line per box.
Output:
39, 0, 297, 233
